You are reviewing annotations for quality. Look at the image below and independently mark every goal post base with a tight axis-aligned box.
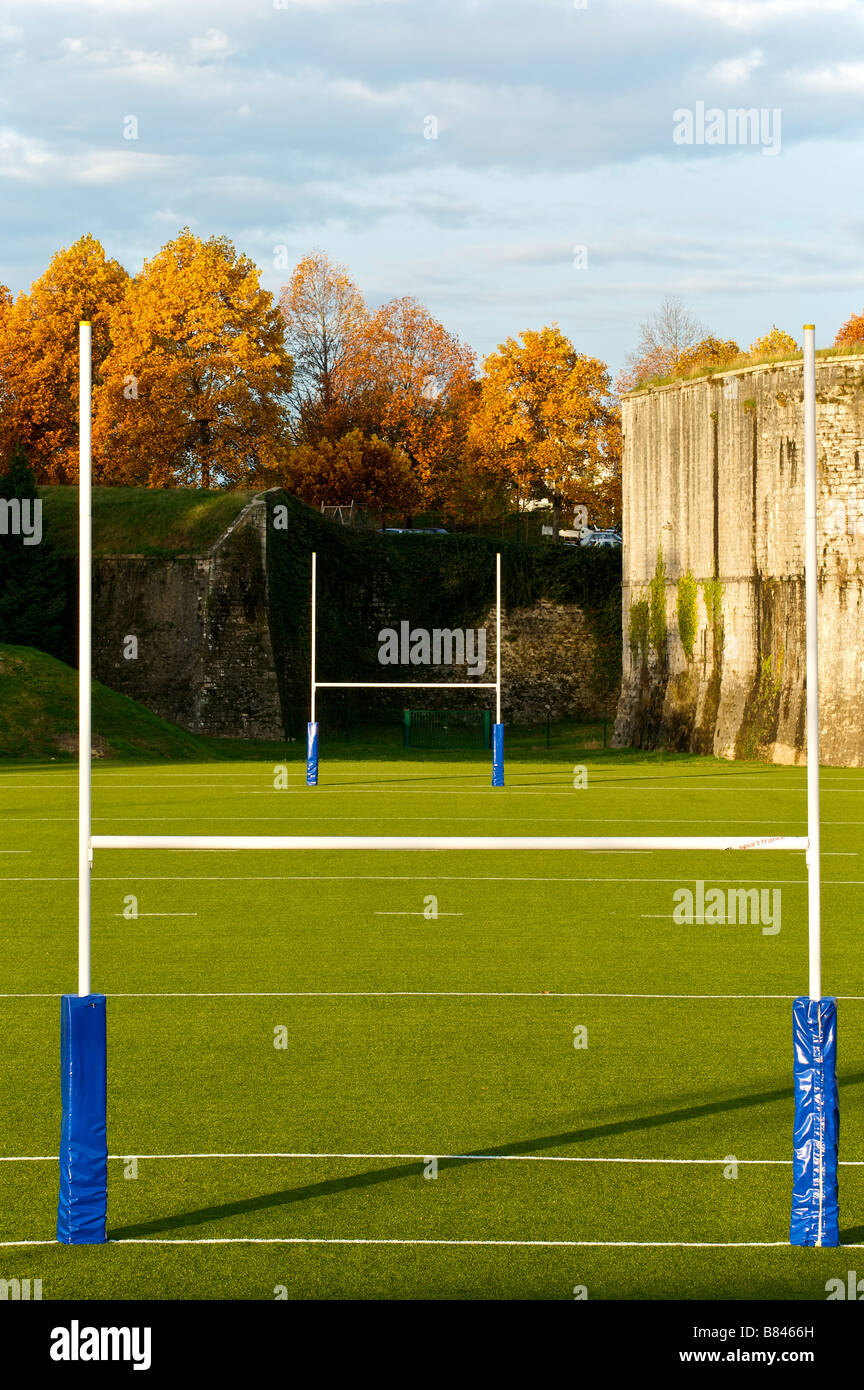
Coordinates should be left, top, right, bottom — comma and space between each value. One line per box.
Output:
790, 995, 839, 1247
306, 721, 319, 786
57, 994, 107, 1245
492, 723, 504, 786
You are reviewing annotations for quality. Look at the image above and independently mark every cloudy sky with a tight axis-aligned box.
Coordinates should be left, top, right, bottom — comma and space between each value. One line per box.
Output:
1, 0, 862, 375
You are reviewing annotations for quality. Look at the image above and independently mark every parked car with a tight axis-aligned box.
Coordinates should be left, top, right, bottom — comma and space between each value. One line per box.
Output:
580, 528, 622, 548
382, 527, 448, 535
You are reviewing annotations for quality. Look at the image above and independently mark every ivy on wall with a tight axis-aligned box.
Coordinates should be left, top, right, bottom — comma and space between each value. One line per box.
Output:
701, 576, 724, 659
648, 546, 668, 664
676, 569, 699, 660
628, 596, 649, 662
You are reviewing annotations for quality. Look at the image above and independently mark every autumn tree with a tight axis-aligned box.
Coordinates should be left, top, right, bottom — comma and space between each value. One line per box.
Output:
0, 237, 129, 481
96, 230, 293, 487
617, 294, 706, 392
470, 324, 620, 537
0, 285, 11, 430
835, 311, 864, 350
279, 252, 369, 445
279, 428, 421, 514
748, 326, 799, 358
674, 335, 741, 376
354, 296, 476, 496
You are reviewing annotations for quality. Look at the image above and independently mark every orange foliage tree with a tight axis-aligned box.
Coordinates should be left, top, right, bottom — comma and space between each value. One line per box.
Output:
280, 428, 421, 514
835, 311, 864, 351
352, 296, 477, 497
97, 229, 293, 487
0, 236, 129, 481
470, 324, 620, 534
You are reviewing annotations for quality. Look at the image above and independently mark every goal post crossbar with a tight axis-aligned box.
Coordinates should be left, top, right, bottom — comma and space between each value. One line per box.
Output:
90, 835, 809, 853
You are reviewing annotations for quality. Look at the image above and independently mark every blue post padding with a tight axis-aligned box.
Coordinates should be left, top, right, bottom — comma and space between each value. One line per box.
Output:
491, 723, 504, 787
790, 996, 839, 1247
57, 994, 107, 1245
306, 721, 319, 786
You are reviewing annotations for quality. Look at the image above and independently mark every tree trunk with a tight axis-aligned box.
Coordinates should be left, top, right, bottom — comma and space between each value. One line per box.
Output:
199, 417, 210, 488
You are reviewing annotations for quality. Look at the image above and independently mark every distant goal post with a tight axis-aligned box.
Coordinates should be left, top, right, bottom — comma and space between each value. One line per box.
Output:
306, 550, 504, 785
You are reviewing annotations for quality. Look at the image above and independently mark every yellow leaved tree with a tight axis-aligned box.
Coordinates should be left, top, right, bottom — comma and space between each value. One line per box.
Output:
748, 326, 799, 359
0, 236, 129, 481
470, 324, 621, 535
97, 229, 293, 487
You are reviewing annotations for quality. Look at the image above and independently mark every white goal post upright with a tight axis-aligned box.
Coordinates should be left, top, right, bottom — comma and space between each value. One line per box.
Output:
803, 326, 821, 1002
78, 322, 92, 1000
57, 323, 108, 1247
496, 550, 502, 726
310, 550, 317, 727
59, 323, 836, 1248
306, 548, 505, 786
788, 326, 837, 1249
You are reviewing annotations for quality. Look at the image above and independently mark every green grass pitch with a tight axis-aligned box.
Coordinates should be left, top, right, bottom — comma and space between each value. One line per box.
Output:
1, 744, 862, 1300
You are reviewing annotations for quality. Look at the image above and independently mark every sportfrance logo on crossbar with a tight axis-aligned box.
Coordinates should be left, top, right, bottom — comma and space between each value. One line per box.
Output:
377, 622, 487, 676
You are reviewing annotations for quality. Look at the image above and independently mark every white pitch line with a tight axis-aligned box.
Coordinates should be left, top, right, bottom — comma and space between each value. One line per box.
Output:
0, 1237, 837, 1248
3, 990, 864, 1000
64, 1237, 864, 1248
8, 789, 864, 800
0, 1238, 822, 1249
0, 1153, 807, 1164
0, 874, 822, 886
0, 815, 819, 823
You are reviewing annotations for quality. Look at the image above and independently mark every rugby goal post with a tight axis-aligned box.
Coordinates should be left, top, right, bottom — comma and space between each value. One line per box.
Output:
58, 323, 835, 1249
306, 548, 505, 786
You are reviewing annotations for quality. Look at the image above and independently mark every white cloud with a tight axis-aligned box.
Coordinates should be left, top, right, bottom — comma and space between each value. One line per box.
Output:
707, 48, 765, 83
797, 61, 864, 93
188, 28, 234, 64
661, 0, 858, 28
0, 127, 51, 178
273, 0, 403, 7
58, 37, 178, 80
0, 125, 179, 182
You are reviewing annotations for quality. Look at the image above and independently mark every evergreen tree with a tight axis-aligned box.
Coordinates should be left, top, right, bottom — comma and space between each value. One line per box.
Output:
0, 445, 70, 659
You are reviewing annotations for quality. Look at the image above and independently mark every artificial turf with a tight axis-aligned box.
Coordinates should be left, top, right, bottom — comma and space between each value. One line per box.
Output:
1, 744, 862, 1299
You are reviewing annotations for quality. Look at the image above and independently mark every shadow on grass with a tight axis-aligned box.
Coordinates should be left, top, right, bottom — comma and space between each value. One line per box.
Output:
109, 1070, 864, 1239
